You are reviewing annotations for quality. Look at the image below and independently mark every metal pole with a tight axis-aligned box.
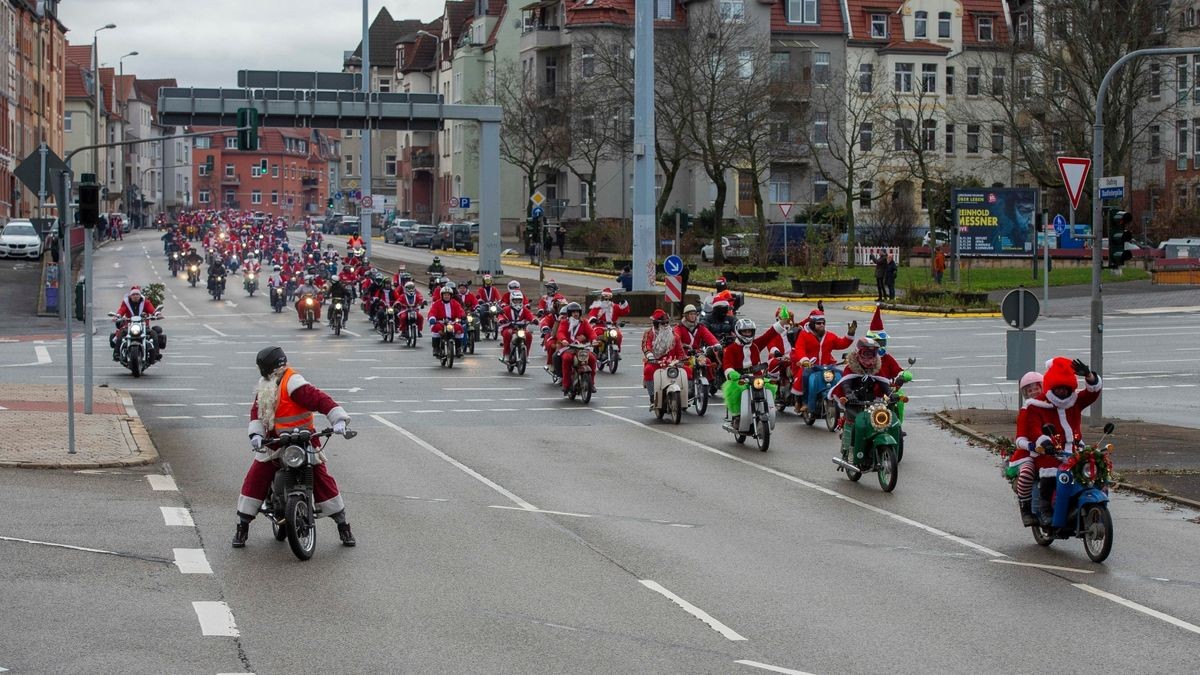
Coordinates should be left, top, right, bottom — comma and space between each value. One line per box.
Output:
60, 171, 76, 454
631, 0, 656, 291
674, 210, 680, 257
360, 0, 373, 259
478, 119, 502, 275
1090, 47, 1200, 422
1043, 212, 1050, 311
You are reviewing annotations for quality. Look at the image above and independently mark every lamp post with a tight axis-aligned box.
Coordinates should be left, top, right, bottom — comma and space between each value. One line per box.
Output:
417, 29, 441, 227
82, 23, 116, 415
118, 51, 138, 221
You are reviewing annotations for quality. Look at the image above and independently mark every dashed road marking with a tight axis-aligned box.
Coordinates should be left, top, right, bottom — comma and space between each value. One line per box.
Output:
160, 506, 195, 527
173, 548, 212, 574
1073, 583, 1200, 636
202, 324, 229, 337
147, 475, 178, 491
639, 579, 747, 641
735, 660, 815, 675
192, 601, 239, 636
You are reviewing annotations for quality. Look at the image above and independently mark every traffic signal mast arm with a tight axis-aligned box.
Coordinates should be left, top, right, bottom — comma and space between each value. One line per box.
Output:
63, 125, 255, 167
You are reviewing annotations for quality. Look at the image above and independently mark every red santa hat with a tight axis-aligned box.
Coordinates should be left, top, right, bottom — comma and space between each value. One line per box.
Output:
601, 288, 613, 295
128, 285, 142, 295
650, 309, 668, 322
869, 304, 884, 332
807, 309, 825, 322
1042, 357, 1078, 392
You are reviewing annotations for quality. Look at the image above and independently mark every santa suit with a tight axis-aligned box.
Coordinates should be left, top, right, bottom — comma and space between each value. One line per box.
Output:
791, 328, 854, 397
456, 291, 478, 312
1021, 380, 1103, 477
556, 317, 598, 392
539, 313, 560, 365
428, 297, 467, 336
538, 293, 566, 314
499, 305, 536, 356
294, 286, 323, 322
396, 291, 425, 334
501, 290, 524, 307
675, 322, 719, 352
588, 299, 631, 348
721, 323, 787, 374
477, 285, 502, 304
238, 368, 351, 519
641, 327, 691, 382
113, 294, 159, 345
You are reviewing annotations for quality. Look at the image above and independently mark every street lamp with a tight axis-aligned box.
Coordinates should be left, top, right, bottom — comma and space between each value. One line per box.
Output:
83, 23, 116, 416
416, 29, 441, 225
118, 51, 138, 219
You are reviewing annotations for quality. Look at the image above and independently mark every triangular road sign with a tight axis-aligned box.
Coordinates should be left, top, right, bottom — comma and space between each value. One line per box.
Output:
1057, 156, 1092, 211
778, 203, 793, 219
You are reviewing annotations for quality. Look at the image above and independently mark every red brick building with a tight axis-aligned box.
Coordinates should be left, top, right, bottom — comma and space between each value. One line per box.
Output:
188, 127, 341, 220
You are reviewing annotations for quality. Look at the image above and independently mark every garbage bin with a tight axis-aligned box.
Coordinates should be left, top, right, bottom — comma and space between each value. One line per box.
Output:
74, 280, 85, 322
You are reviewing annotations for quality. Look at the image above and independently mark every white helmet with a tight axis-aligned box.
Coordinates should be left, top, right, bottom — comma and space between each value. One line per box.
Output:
511, 291, 525, 308
734, 318, 757, 345
508, 280, 521, 291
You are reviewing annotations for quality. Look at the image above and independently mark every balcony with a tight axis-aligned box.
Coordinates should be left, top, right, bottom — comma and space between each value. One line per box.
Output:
301, 177, 319, 190
221, 175, 240, 186
520, 25, 563, 52
411, 150, 435, 169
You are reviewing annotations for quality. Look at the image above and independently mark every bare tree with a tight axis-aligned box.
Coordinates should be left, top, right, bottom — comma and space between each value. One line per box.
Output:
555, 55, 625, 232
494, 62, 570, 219
883, 75, 949, 246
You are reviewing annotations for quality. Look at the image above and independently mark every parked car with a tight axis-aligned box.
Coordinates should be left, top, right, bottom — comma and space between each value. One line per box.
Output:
432, 222, 474, 251
384, 221, 417, 244
335, 216, 361, 235
404, 224, 437, 248
700, 234, 750, 262
0, 220, 43, 259
921, 229, 951, 247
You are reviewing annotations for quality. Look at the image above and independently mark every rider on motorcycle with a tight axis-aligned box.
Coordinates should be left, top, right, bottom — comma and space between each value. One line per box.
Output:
498, 291, 535, 361
587, 288, 631, 348
721, 317, 788, 433
790, 311, 857, 412
702, 300, 737, 343
372, 278, 402, 331
327, 278, 352, 326
110, 285, 162, 362
183, 247, 204, 273
427, 256, 445, 276
642, 309, 689, 404
428, 283, 467, 355
397, 281, 425, 338
539, 280, 566, 315
476, 274, 502, 305
555, 302, 598, 396
294, 275, 323, 323
711, 277, 742, 313
346, 232, 364, 250
676, 304, 719, 353
455, 282, 478, 312
501, 280, 522, 307
207, 258, 227, 292
829, 337, 890, 442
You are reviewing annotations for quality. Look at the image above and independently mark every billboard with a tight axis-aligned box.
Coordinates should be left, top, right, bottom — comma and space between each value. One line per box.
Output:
952, 188, 1038, 257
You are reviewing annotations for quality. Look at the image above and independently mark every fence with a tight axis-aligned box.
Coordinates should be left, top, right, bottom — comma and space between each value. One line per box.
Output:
835, 245, 900, 266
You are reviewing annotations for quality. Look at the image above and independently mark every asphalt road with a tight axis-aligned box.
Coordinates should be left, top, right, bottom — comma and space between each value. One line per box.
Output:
0, 230, 1198, 674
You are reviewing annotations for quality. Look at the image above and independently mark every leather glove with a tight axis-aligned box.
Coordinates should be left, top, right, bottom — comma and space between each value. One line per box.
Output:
847, 320, 857, 336
249, 434, 264, 450
333, 420, 347, 435
1071, 359, 1090, 376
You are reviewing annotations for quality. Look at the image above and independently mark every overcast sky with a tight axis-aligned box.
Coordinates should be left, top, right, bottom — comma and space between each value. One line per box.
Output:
58, 0, 445, 87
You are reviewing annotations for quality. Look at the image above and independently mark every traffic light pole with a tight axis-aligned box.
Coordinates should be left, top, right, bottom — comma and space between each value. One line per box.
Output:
1090, 46, 1200, 423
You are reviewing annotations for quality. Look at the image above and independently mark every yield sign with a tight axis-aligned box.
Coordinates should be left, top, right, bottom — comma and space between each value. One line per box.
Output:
778, 202, 794, 219
1057, 156, 1092, 211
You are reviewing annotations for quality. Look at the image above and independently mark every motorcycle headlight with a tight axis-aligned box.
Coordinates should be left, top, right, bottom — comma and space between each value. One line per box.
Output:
247, 273, 255, 280
335, 302, 343, 310
608, 329, 618, 338
281, 445, 306, 468
129, 323, 143, 336
752, 377, 764, 390
489, 305, 498, 313
667, 366, 679, 378
516, 329, 526, 339
386, 308, 395, 314
305, 298, 313, 306
823, 370, 835, 383
172, 253, 179, 259
468, 315, 476, 324
218, 276, 224, 282
870, 406, 892, 432
190, 265, 198, 272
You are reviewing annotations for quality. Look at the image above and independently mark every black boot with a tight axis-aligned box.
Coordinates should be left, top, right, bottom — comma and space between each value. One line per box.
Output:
1019, 500, 1036, 527
232, 521, 249, 548
337, 522, 356, 547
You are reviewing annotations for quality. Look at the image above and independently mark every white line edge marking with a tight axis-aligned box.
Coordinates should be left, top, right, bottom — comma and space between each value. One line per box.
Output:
34, 345, 50, 364
1072, 583, 1200, 635
638, 579, 747, 641
489, 505, 592, 518
192, 601, 239, 636
202, 323, 229, 338
173, 548, 212, 574
735, 660, 816, 675
160, 506, 195, 527
989, 559, 1094, 574
371, 414, 536, 511
593, 409, 1006, 559
146, 474, 178, 491
176, 300, 194, 316
0, 535, 120, 556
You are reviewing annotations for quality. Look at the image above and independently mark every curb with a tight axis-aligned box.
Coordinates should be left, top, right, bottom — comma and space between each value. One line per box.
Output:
932, 411, 1200, 512
846, 304, 1002, 318
0, 388, 159, 470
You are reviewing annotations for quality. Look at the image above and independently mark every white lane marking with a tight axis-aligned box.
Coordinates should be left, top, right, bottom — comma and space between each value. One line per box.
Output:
202, 415, 238, 419
443, 387, 524, 391
160, 506, 195, 527
489, 505, 592, 518
157, 416, 195, 420
410, 410, 441, 414
202, 324, 229, 337
224, 300, 238, 308
147, 475, 178, 491
338, 358, 377, 362
173, 548, 212, 574
153, 403, 188, 407
1073, 583, 1200, 635
990, 559, 1094, 574
113, 262, 120, 268
594, 410, 1006, 559
176, 300, 195, 317
0, 535, 121, 557
343, 329, 361, 337
193, 402, 229, 407
35, 346, 50, 364
371, 414, 537, 511
638, 579, 747, 641
735, 660, 815, 675
192, 601, 239, 636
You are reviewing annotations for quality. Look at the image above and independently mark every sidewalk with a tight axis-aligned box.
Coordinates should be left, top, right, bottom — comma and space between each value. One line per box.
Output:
0, 384, 158, 469
937, 408, 1200, 509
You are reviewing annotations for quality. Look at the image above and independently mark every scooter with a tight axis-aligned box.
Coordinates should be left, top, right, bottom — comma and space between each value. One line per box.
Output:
832, 386, 905, 492
648, 359, 687, 424
723, 363, 776, 451
802, 363, 842, 432
1030, 423, 1116, 563
594, 321, 625, 374
687, 351, 711, 416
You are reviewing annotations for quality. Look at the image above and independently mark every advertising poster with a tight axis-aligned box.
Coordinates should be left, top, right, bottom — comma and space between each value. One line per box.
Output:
952, 188, 1038, 257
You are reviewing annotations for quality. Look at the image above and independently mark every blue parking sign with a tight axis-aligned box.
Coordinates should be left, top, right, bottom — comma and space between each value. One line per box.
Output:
459, 197, 471, 209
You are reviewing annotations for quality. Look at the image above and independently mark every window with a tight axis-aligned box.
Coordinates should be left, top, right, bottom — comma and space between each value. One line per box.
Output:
813, 111, 829, 145
913, 11, 928, 38
655, 0, 673, 19
198, 190, 210, 204
967, 67, 981, 96
344, 154, 355, 175
580, 45, 595, 78
739, 49, 754, 79
225, 137, 238, 149
922, 119, 937, 151
921, 64, 937, 93
859, 122, 873, 151
719, 0, 744, 21
198, 161, 209, 177
1189, 7, 1197, 27
1053, 68, 1066, 93
966, 124, 981, 153
771, 52, 792, 81
992, 67, 1006, 96
1178, 121, 1189, 166
224, 163, 235, 178
453, 71, 463, 103
771, 116, 790, 144
1194, 119, 1200, 166
945, 123, 955, 153
945, 66, 955, 95
1149, 63, 1161, 98
64, 111, 72, 132
1178, 185, 1189, 210
893, 119, 914, 151
545, 55, 558, 95
1018, 67, 1032, 99
1017, 13, 1030, 43
858, 63, 873, 92
1179, 57, 1191, 102
813, 175, 829, 202
384, 154, 397, 176
271, 164, 279, 178
991, 125, 1005, 154
194, 137, 211, 149
379, 78, 391, 93
1154, 3, 1167, 32
769, 174, 791, 203
859, 181, 873, 208
814, 52, 830, 85
895, 63, 914, 93
938, 11, 951, 38
1052, 130, 1065, 154
871, 13, 888, 38
1193, 62, 1200, 103
788, 0, 817, 24
251, 190, 262, 205
579, 180, 591, 220
978, 17, 993, 42
271, 190, 279, 205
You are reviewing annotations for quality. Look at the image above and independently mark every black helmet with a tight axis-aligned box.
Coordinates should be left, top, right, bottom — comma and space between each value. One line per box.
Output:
256, 346, 287, 378
565, 301, 583, 316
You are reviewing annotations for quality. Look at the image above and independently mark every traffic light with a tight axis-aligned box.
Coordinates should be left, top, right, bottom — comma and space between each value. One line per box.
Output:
78, 173, 100, 227
327, 198, 334, 209
525, 216, 538, 242
1108, 210, 1133, 269
236, 107, 259, 151
260, 159, 268, 174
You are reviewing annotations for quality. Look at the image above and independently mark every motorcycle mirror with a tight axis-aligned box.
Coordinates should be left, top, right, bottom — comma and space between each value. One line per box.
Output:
342, 430, 357, 440
907, 357, 917, 366
1042, 423, 1056, 436
107, 312, 117, 317
619, 321, 628, 327
1102, 422, 1115, 435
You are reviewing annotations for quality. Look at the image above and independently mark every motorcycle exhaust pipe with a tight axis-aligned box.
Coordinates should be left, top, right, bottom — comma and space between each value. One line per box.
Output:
832, 458, 861, 473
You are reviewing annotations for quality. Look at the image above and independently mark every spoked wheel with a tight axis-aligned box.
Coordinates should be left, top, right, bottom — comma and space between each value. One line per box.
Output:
1082, 504, 1114, 562
670, 392, 683, 424
1031, 522, 1055, 547
755, 419, 770, 452
284, 495, 315, 561
608, 348, 619, 373
468, 337, 476, 355
581, 377, 593, 404
877, 447, 898, 492
694, 386, 708, 416
825, 400, 840, 432
271, 517, 287, 541
333, 320, 341, 337
516, 347, 527, 376
655, 395, 665, 420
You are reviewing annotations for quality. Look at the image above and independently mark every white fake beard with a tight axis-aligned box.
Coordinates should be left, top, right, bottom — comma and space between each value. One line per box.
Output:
600, 300, 612, 313
652, 327, 673, 357
254, 369, 284, 430
569, 317, 580, 331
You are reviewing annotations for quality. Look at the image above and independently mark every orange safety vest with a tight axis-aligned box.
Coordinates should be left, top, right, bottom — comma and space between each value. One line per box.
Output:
272, 368, 315, 435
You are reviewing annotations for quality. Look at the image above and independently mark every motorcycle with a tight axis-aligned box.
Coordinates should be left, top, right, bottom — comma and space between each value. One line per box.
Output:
187, 264, 200, 287
433, 320, 464, 368
270, 286, 286, 313
209, 274, 226, 301
465, 313, 479, 354
686, 351, 711, 416
648, 359, 687, 424
770, 353, 797, 413
330, 299, 346, 336
299, 294, 319, 329
832, 385, 906, 492
724, 363, 776, 451
503, 321, 530, 375
1028, 423, 1116, 563
257, 427, 357, 561
243, 271, 258, 297
594, 322, 625, 374
377, 306, 396, 343
399, 305, 421, 348
479, 303, 500, 340
563, 342, 595, 403
802, 363, 842, 432
109, 312, 164, 378
168, 251, 182, 276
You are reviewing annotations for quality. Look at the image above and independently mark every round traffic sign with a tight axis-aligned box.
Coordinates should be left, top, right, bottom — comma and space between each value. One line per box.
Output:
362, 195, 373, 208
531, 206, 544, 219
1001, 288, 1040, 329
663, 255, 683, 276
334, 191, 343, 201
449, 197, 460, 207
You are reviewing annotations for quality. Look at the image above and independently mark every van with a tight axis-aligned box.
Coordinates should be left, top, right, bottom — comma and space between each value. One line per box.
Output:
336, 216, 362, 235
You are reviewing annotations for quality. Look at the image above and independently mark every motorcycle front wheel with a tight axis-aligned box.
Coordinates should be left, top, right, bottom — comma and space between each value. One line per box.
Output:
694, 385, 708, 416
670, 391, 682, 425
285, 495, 316, 561
128, 349, 142, 378
877, 446, 898, 492
608, 347, 619, 373
516, 346, 527, 376
1082, 504, 1113, 563
825, 399, 839, 432
755, 419, 770, 452
581, 375, 592, 404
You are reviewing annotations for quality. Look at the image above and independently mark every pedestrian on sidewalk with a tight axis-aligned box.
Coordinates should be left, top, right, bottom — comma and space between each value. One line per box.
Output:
556, 226, 566, 258
543, 229, 554, 259
885, 253, 897, 300
932, 246, 946, 284
44, 230, 59, 264
872, 253, 887, 300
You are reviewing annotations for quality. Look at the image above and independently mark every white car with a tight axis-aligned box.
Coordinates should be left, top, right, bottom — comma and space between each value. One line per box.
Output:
0, 220, 42, 259
700, 235, 750, 262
